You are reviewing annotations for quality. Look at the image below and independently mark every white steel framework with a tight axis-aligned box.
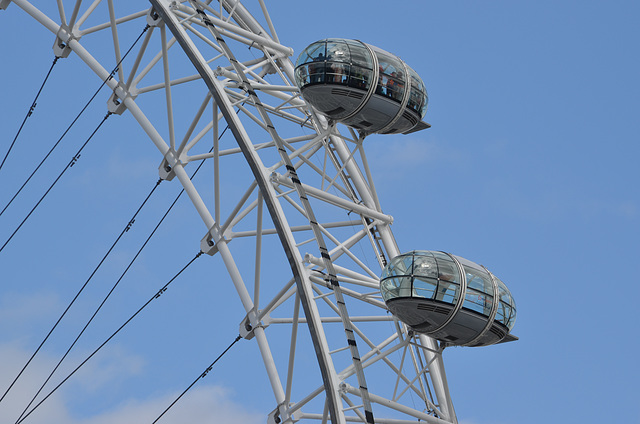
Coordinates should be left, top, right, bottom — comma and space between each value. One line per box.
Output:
1, 1, 458, 423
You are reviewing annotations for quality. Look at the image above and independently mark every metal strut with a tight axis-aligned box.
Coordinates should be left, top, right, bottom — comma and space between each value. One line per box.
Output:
184, 4, 376, 422
162, 1, 376, 422
149, 1, 342, 422
323, 135, 388, 269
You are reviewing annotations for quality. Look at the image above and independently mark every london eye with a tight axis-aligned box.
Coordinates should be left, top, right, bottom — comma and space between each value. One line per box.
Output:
0, 2, 517, 423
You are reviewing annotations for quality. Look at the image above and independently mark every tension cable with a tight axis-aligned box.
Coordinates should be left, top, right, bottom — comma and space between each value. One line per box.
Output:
12, 122, 233, 419
152, 335, 242, 424
0, 56, 60, 173
5, 178, 162, 418
0, 112, 112, 255
0, 23, 150, 219
1, 22, 154, 408
15, 250, 205, 424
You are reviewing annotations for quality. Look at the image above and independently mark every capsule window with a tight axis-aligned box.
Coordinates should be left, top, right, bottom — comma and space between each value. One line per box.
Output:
384, 70, 405, 102
407, 67, 428, 117
381, 277, 400, 301
348, 65, 372, 90
345, 40, 373, 68
421, 93, 429, 117
326, 41, 349, 63
376, 51, 402, 76
295, 66, 310, 85
506, 304, 517, 329
296, 42, 326, 67
407, 75, 426, 115
464, 266, 493, 296
413, 255, 438, 278
435, 260, 459, 285
381, 253, 412, 279
408, 88, 421, 113
381, 276, 412, 301
435, 280, 460, 304
305, 62, 327, 84
325, 62, 349, 85
495, 305, 506, 324
464, 288, 493, 315
370, 49, 404, 102
495, 277, 516, 328
413, 277, 437, 299
497, 278, 514, 306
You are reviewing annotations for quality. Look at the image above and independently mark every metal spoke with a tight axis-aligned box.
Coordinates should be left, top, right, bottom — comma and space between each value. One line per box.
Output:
2, 2, 459, 423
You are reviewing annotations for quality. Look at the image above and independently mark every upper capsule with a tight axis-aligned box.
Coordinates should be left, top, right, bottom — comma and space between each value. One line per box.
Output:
294, 38, 430, 135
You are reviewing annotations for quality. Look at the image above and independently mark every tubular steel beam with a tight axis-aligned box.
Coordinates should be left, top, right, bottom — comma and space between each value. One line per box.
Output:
149, 1, 345, 423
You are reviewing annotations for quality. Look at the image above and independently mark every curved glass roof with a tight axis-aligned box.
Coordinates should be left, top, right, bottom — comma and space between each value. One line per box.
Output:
380, 250, 516, 330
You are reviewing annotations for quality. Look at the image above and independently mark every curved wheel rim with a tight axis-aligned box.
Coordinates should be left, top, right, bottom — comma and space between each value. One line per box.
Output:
0, 1, 456, 423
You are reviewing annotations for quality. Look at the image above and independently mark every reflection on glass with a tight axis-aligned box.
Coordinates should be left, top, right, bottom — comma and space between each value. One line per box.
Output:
435, 280, 459, 303
413, 255, 437, 278
296, 42, 325, 67
413, 277, 436, 299
326, 41, 349, 62
380, 251, 516, 328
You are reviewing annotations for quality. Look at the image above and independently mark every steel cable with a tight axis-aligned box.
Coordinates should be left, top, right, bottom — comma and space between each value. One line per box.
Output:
151, 335, 243, 424
0, 111, 112, 254
0, 24, 150, 219
14, 250, 205, 424
0, 56, 60, 173
11, 122, 232, 421
7, 178, 162, 421
0, 20, 153, 406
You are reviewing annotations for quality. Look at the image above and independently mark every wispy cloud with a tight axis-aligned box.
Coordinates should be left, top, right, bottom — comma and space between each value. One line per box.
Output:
78, 386, 263, 424
0, 344, 263, 424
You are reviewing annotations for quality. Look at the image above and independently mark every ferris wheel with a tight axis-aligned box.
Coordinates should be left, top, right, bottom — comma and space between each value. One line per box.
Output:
0, 1, 517, 423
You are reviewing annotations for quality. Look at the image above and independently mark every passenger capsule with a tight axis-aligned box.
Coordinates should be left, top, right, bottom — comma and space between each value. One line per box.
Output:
380, 251, 517, 347
294, 38, 430, 135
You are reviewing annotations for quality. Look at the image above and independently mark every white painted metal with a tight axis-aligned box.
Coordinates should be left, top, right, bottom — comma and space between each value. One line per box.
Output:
3, 1, 459, 423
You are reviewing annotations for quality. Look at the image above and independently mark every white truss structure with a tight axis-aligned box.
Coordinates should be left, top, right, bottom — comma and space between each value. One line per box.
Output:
2, 1, 458, 423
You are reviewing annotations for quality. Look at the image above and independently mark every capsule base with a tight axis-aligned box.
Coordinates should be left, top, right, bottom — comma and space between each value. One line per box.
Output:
387, 297, 516, 346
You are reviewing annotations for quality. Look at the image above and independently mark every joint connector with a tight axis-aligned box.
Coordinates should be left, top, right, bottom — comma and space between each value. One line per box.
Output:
146, 7, 163, 27
200, 223, 223, 256
239, 316, 256, 340
269, 171, 281, 185
239, 313, 268, 341
158, 157, 176, 181
53, 28, 73, 58
268, 402, 295, 424
200, 231, 219, 257
107, 91, 127, 115
339, 381, 349, 394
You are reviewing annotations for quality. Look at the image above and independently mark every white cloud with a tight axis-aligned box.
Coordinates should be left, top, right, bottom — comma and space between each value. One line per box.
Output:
0, 344, 75, 424
71, 344, 146, 393
78, 386, 263, 424
0, 343, 263, 424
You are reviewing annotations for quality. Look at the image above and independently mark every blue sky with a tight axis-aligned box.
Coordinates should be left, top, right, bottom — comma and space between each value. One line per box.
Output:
1, 1, 639, 423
